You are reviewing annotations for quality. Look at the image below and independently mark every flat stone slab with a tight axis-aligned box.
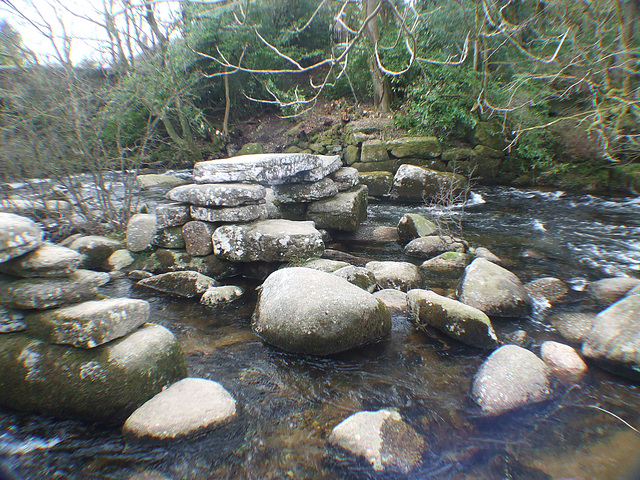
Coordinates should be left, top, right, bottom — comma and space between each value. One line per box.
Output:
193, 153, 340, 185
166, 183, 266, 207
306, 185, 368, 232
24, 298, 150, 348
137, 271, 219, 298
271, 178, 338, 204
123, 378, 236, 442
0, 324, 186, 422
0, 243, 81, 278
190, 204, 267, 223
212, 219, 324, 262
0, 212, 44, 263
0, 270, 109, 310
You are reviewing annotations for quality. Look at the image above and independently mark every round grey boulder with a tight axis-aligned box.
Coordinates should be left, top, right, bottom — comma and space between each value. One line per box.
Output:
472, 345, 551, 416
126, 214, 158, 253
550, 311, 596, 344
252, 267, 391, 355
328, 409, 425, 474
404, 235, 466, 260
458, 258, 532, 317
123, 378, 236, 442
365, 261, 422, 292
373, 289, 408, 316
0, 213, 43, 263
525, 277, 569, 306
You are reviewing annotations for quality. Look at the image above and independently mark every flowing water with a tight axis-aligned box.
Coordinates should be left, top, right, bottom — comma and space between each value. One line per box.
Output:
1, 186, 640, 480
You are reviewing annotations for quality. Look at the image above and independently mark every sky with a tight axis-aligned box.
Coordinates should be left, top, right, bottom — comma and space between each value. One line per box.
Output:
0, 0, 182, 65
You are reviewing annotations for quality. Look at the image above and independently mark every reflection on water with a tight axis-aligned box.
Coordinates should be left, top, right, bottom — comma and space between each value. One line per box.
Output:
1, 187, 640, 479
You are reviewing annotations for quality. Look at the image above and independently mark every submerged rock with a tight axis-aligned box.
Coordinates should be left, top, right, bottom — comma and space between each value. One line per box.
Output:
458, 258, 532, 317
407, 289, 499, 349
0, 270, 109, 310
123, 378, 236, 442
397, 213, 438, 243
212, 219, 324, 263
166, 183, 266, 207
306, 185, 368, 232
126, 214, 157, 253
252, 267, 391, 355
24, 298, 150, 348
365, 261, 422, 291
0, 324, 186, 422
0, 243, 80, 278
525, 277, 569, 306
582, 295, 640, 378
137, 271, 219, 298
0, 213, 43, 263
472, 345, 551, 416
328, 409, 425, 474
550, 311, 596, 344
473, 247, 504, 265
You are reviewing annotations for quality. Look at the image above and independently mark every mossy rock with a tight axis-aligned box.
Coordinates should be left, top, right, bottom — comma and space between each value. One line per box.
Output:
386, 137, 442, 159
358, 171, 393, 197
472, 122, 508, 151
238, 143, 264, 155
352, 159, 400, 173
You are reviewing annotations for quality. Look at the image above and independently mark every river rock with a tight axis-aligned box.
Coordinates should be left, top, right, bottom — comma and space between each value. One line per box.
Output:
137, 271, 219, 298
358, 171, 393, 196
0, 213, 44, 263
144, 249, 237, 279
166, 183, 266, 207
306, 185, 368, 232
155, 203, 191, 228
126, 214, 157, 253
0, 323, 186, 422
582, 295, 640, 377
328, 409, 425, 474
473, 247, 504, 265
540, 341, 587, 382
333, 265, 377, 293
107, 249, 136, 271
299, 258, 350, 273
472, 345, 551, 416
24, 298, 149, 348
190, 204, 267, 223
193, 153, 340, 185
397, 213, 438, 243
252, 267, 391, 355
200, 285, 244, 306
365, 261, 422, 291
70, 235, 122, 270
0, 270, 109, 310
387, 136, 441, 159
123, 378, 236, 442
0, 306, 26, 333
152, 227, 185, 250
272, 178, 339, 204
373, 289, 408, 316
586, 277, 640, 306
213, 220, 324, 263
550, 312, 596, 344
405, 236, 466, 259
420, 252, 471, 275
330, 167, 359, 191
525, 277, 569, 305
389, 165, 467, 202
0, 243, 80, 278
458, 258, 532, 317
407, 289, 499, 349
182, 221, 216, 257
360, 140, 390, 162
137, 174, 189, 190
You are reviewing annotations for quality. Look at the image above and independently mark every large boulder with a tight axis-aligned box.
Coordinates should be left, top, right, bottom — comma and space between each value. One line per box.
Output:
407, 289, 499, 349
137, 271, 219, 298
0, 324, 186, 422
0, 243, 80, 278
365, 261, 422, 291
550, 311, 596, 344
123, 378, 236, 442
328, 409, 425, 474
472, 345, 552, 416
24, 298, 150, 348
193, 153, 341, 185
213, 219, 324, 263
397, 213, 438, 243
306, 185, 368, 232
252, 267, 391, 355
0, 270, 109, 310
458, 258, 532, 317
582, 295, 640, 378
166, 183, 266, 207
386, 136, 442, 159
126, 214, 157, 253
586, 277, 640, 306
271, 178, 339, 204
0, 213, 43, 263
389, 165, 467, 202
69, 235, 122, 270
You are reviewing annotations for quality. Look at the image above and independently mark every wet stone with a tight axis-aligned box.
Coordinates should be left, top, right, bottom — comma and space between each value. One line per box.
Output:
525, 277, 569, 306
24, 298, 150, 348
0, 243, 81, 278
586, 277, 640, 306
166, 183, 266, 207
182, 221, 217, 257
540, 341, 587, 382
190, 204, 267, 223
405, 236, 466, 260
0, 213, 44, 263
137, 271, 219, 298
550, 311, 597, 344
397, 213, 438, 244
154, 203, 191, 229
365, 261, 422, 292
123, 378, 236, 442
200, 285, 244, 306
373, 289, 409, 316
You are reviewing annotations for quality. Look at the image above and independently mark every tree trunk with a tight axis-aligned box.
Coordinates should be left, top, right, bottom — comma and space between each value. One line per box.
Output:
363, 0, 391, 113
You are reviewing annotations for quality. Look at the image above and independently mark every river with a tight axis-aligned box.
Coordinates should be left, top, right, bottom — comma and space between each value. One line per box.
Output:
1, 186, 639, 479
